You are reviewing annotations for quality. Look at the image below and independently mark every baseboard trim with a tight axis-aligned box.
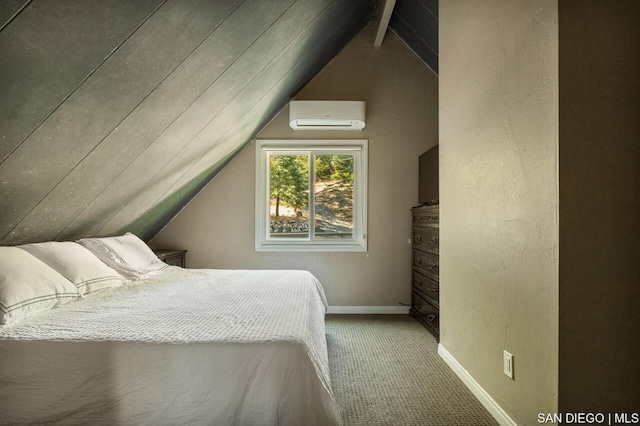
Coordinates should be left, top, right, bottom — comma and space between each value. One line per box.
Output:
327, 306, 410, 314
438, 344, 517, 426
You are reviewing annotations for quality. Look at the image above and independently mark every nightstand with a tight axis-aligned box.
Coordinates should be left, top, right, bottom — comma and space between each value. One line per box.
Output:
153, 249, 187, 268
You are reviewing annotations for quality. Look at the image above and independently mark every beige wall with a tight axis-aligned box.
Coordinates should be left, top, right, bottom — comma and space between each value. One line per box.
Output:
152, 24, 438, 307
439, 1, 559, 423
558, 0, 640, 413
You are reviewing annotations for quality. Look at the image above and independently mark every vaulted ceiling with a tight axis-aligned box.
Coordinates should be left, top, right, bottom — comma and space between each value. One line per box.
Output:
389, 0, 438, 74
1, 0, 437, 246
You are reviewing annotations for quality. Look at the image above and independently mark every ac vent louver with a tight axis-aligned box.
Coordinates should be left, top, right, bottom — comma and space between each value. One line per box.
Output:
289, 101, 365, 130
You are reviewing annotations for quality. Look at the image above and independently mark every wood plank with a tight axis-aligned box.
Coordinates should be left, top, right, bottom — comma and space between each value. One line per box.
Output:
0, 0, 30, 31
0, 0, 165, 241
389, 12, 438, 74
57, 0, 340, 240
99, 0, 373, 238
392, 0, 438, 49
0, 0, 163, 163
2, 0, 252, 244
373, 0, 396, 47
63, 0, 374, 240
419, 0, 438, 18
0, 0, 244, 244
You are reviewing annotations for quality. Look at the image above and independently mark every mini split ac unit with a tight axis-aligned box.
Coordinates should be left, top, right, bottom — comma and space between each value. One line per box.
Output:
289, 100, 366, 130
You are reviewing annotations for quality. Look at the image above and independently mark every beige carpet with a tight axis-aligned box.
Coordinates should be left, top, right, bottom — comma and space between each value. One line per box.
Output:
325, 315, 499, 426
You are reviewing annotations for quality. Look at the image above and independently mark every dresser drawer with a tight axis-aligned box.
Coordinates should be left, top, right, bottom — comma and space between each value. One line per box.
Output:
411, 206, 439, 228
412, 227, 439, 254
412, 271, 439, 306
412, 249, 439, 281
411, 292, 439, 333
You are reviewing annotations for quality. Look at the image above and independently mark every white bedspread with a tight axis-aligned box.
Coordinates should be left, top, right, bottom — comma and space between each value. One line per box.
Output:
0, 269, 340, 425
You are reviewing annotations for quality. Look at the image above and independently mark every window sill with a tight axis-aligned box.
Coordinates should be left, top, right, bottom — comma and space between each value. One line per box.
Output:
255, 242, 367, 252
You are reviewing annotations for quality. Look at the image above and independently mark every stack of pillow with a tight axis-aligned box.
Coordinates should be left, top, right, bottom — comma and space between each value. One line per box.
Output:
0, 233, 173, 326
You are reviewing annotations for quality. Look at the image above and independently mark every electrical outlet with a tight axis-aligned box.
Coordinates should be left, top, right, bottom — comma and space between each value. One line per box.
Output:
503, 350, 514, 379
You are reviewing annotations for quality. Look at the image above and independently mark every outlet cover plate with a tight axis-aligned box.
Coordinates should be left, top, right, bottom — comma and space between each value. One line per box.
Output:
503, 350, 514, 379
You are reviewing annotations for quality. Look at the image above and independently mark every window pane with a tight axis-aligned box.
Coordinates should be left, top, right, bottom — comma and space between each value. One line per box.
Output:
314, 154, 354, 239
269, 155, 309, 239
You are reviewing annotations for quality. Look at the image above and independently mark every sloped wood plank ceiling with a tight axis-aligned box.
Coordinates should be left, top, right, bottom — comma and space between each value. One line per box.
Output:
0, 0, 376, 245
389, 0, 438, 74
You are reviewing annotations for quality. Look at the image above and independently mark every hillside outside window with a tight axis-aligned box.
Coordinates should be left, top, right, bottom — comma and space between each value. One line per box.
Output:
255, 140, 367, 251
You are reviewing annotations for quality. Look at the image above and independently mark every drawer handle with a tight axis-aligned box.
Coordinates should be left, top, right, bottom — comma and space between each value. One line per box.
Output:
416, 235, 422, 242
416, 257, 423, 265
426, 263, 437, 270
429, 237, 438, 245
428, 287, 437, 292
426, 314, 436, 322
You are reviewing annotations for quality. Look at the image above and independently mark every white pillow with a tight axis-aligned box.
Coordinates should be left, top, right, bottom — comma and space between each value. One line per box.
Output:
0, 247, 79, 326
19, 241, 126, 295
77, 233, 170, 280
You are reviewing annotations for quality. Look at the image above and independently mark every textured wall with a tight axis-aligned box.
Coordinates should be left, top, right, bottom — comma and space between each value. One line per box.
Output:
152, 25, 439, 307
558, 0, 640, 413
439, 1, 558, 423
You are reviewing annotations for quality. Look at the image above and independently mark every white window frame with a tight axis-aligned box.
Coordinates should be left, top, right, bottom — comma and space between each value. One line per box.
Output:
255, 139, 368, 252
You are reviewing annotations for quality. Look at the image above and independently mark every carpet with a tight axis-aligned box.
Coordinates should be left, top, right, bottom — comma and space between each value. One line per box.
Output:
326, 314, 499, 426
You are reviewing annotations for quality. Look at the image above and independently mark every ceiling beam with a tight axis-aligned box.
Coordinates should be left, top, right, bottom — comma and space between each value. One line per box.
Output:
373, 0, 396, 47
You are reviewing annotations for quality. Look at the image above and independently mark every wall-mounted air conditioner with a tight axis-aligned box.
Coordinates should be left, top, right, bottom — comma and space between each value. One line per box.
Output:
289, 100, 366, 130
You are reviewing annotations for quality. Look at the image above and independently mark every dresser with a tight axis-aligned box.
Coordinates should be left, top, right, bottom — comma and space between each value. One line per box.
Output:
153, 249, 187, 268
410, 203, 439, 339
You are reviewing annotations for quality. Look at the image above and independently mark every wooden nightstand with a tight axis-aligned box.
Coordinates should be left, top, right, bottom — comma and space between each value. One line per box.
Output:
153, 249, 187, 268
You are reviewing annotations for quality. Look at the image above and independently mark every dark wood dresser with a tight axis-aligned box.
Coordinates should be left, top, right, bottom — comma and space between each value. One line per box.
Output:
410, 203, 439, 339
153, 249, 187, 268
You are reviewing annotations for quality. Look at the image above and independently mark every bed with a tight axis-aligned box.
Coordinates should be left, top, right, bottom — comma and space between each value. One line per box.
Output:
0, 236, 341, 425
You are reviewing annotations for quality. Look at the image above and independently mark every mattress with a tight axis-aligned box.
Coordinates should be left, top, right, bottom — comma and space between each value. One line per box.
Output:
0, 268, 340, 425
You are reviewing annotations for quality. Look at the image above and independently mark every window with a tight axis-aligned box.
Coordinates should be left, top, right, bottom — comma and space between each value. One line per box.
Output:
256, 139, 367, 251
